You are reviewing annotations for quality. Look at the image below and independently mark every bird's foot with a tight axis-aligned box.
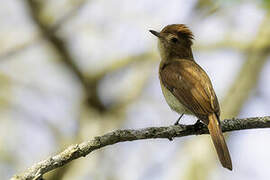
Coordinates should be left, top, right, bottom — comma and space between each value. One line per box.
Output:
193, 119, 205, 131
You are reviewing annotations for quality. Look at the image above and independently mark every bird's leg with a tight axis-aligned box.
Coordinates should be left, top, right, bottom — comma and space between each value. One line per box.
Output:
174, 114, 184, 125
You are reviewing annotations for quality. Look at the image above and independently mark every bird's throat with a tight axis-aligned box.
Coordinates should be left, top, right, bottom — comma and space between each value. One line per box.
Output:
158, 40, 194, 62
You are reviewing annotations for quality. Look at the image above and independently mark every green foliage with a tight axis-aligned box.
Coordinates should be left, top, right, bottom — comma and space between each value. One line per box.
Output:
262, 0, 270, 10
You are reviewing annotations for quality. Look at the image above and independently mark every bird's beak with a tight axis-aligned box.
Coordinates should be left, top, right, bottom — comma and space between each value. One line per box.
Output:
149, 30, 161, 38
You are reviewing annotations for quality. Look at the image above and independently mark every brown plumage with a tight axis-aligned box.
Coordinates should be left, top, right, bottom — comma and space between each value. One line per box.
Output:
161, 24, 194, 45
150, 24, 232, 170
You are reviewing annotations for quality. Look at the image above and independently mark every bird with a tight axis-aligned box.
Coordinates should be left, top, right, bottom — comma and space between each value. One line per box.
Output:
149, 24, 232, 170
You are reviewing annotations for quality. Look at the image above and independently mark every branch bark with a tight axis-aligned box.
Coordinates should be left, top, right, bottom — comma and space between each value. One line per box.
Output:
11, 116, 270, 180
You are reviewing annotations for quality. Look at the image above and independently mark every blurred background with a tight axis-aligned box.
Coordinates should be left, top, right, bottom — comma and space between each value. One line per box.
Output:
0, 0, 270, 179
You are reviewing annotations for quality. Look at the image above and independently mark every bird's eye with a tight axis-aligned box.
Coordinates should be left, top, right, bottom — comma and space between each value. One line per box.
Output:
171, 37, 178, 43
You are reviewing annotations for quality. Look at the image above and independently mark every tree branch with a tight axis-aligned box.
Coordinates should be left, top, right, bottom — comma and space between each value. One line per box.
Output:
221, 13, 270, 118
26, 0, 106, 111
0, 0, 88, 61
11, 116, 270, 180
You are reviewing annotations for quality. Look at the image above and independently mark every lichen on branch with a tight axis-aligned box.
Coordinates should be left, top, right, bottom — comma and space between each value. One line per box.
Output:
11, 116, 270, 180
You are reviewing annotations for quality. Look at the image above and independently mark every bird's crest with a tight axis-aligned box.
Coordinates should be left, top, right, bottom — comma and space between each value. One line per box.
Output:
161, 24, 194, 45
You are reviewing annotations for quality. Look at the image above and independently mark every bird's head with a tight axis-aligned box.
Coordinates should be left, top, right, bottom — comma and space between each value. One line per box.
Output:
150, 24, 194, 60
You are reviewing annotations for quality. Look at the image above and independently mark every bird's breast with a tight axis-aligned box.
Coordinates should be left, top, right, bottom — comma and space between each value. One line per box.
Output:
160, 82, 192, 115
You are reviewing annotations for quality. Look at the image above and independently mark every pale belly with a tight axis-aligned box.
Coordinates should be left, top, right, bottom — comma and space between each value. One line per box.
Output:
160, 83, 192, 115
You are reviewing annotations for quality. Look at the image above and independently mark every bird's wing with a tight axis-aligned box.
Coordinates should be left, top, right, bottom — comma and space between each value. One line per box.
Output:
159, 59, 220, 122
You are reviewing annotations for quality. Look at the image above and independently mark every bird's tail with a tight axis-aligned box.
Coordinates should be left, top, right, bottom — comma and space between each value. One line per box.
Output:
208, 113, 232, 170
